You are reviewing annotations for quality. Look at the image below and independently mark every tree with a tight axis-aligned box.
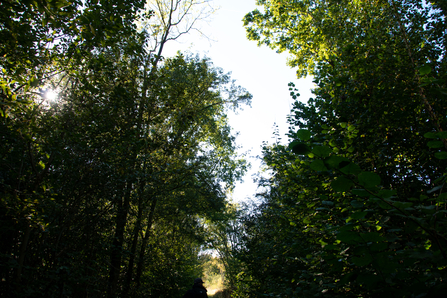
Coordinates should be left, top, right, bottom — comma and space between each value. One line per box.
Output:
1, 1, 251, 297
235, 0, 447, 297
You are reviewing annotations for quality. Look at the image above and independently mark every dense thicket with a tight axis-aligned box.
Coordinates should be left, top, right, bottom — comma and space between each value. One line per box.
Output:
233, 0, 447, 297
0, 1, 250, 297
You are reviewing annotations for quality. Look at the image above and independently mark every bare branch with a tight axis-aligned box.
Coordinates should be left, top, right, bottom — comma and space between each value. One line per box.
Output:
140, 0, 217, 66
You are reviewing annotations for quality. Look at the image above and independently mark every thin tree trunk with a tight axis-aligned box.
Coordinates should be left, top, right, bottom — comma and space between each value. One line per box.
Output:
122, 179, 145, 296
107, 181, 132, 298
134, 197, 157, 288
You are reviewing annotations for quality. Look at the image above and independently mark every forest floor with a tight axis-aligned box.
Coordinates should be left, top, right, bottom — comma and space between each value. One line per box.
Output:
208, 287, 220, 295
208, 288, 232, 298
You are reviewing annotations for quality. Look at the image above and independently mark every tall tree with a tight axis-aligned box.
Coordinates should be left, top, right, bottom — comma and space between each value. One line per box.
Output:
235, 0, 447, 297
1, 1, 251, 297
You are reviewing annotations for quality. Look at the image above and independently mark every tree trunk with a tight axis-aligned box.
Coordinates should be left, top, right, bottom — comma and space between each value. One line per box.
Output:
122, 180, 145, 296
134, 197, 157, 289
107, 181, 132, 298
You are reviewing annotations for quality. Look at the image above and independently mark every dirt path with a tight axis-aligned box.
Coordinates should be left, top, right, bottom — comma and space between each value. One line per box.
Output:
207, 287, 220, 295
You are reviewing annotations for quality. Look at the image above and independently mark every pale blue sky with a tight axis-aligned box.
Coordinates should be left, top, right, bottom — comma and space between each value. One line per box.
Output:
164, 0, 314, 203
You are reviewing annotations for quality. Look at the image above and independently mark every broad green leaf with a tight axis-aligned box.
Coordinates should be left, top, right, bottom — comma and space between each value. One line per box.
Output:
427, 184, 444, 193
352, 189, 370, 197
340, 162, 362, 175
332, 176, 354, 192
434, 152, 447, 159
378, 189, 397, 199
290, 141, 311, 155
310, 159, 327, 171
370, 197, 393, 210
356, 273, 382, 288
349, 211, 367, 220
322, 200, 334, 206
418, 65, 431, 75
352, 255, 373, 266
424, 132, 438, 138
312, 145, 332, 158
325, 156, 349, 168
436, 193, 447, 202
392, 201, 413, 209
370, 242, 388, 252
409, 251, 433, 259
358, 172, 381, 189
316, 207, 330, 211
296, 129, 312, 141
347, 124, 357, 131
336, 231, 362, 244
360, 232, 385, 242
350, 200, 364, 208
427, 140, 443, 148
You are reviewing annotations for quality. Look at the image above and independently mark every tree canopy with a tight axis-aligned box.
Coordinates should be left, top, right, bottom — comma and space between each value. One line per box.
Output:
1, 1, 250, 297
2, 0, 447, 297
230, 0, 447, 297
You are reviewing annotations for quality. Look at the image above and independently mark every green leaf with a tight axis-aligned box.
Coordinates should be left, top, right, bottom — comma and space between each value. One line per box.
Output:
310, 160, 327, 171
360, 232, 385, 242
358, 172, 381, 189
424, 132, 438, 138
434, 152, 447, 159
322, 200, 334, 206
352, 189, 370, 197
436, 193, 447, 202
336, 231, 362, 244
296, 129, 312, 141
427, 185, 443, 194
347, 124, 357, 131
349, 211, 367, 220
312, 145, 332, 158
409, 251, 433, 259
390, 201, 413, 209
370, 197, 393, 210
350, 200, 364, 208
370, 242, 387, 252
289, 141, 311, 155
325, 156, 349, 168
378, 189, 397, 199
419, 65, 431, 75
332, 176, 354, 192
356, 273, 382, 288
340, 162, 362, 175
427, 140, 443, 148
352, 254, 373, 266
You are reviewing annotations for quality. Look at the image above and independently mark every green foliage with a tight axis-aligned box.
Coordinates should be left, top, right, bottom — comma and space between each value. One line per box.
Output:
202, 254, 225, 290
235, 0, 447, 297
1, 1, 250, 297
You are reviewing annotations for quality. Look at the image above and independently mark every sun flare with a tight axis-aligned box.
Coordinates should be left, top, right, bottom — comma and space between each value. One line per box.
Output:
44, 89, 58, 101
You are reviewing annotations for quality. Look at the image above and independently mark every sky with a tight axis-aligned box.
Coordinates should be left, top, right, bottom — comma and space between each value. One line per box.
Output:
163, 0, 315, 203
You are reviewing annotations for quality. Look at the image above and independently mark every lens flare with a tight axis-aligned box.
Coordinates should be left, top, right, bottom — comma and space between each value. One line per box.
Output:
44, 89, 58, 101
